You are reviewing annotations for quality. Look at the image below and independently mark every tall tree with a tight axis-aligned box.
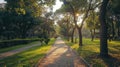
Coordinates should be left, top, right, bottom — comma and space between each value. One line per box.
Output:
86, 11, 100, 41
99, 0, 109, 57
61, 0, 93, 46
107, 0, 120, 40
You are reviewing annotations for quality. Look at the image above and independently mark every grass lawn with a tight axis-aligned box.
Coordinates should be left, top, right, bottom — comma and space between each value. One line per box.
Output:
0, 41, 40, 53
65, 38, 120, 67
0, 38, 55, 67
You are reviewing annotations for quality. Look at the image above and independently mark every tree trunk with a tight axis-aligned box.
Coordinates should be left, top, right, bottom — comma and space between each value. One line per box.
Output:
68, 0, 92, 47
78, 28, 82, 46
93, 28, 95, 39
75, 37, 77, 43
99, 0, 109, 57
67, 36, 70, 41
90, 29, 94, 41
71, 27, 75, 43
118, 27, 120, 37
111, 19, 115, 39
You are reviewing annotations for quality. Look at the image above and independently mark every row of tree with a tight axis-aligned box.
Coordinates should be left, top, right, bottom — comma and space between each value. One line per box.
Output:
55, 0, 120, 57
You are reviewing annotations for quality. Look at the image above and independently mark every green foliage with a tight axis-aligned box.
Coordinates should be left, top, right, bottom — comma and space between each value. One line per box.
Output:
106, 0, 120, 40
57, 14, 74, 38
34, 16, 55, 43
86, 12, 100, 30
57, 0, 88, 15
0, 0, 43, 39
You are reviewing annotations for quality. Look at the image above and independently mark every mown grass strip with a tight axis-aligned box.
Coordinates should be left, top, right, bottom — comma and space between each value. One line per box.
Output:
0, 38, 55, 67
65, 38, 120, 67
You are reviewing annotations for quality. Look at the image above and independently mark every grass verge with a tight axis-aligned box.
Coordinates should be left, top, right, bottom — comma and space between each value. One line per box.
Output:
65, 38, 120, 67
0, 38, 55, 67
0, 41, 39, 53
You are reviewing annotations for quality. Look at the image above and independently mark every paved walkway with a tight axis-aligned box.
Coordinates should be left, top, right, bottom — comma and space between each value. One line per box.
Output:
37, 37, 89, 67
0, 42, 41, 60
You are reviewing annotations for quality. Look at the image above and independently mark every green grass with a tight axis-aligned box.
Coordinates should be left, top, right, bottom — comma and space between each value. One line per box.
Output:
65, 38, 120, 67
0, 38, 55, 67
0, 41, 40, 53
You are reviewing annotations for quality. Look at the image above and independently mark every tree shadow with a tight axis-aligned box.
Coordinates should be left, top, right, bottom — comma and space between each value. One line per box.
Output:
101, 55, 120, 67
112, 45, 120, 51
77, 47, 120, 67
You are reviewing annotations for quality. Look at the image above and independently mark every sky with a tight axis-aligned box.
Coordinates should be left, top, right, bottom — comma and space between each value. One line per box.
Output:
53, 0, 63, 12
0, 0, 6, 3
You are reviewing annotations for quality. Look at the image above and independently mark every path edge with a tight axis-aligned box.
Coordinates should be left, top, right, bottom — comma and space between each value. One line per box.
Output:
63, 39, 91, 67
34, 38, 57, 67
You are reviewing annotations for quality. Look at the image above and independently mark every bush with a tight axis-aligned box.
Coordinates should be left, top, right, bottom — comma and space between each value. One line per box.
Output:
44, 38, 50, 44
0, 38, 41, 48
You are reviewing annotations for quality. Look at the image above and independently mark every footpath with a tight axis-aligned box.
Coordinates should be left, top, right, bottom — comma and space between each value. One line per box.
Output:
37, 37, 89, 67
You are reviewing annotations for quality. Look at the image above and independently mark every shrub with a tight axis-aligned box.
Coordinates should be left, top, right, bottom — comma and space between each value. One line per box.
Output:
44, 38, 50, 44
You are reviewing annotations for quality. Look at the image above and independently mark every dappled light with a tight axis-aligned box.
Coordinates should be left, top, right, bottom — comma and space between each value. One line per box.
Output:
0, 0, 120, 67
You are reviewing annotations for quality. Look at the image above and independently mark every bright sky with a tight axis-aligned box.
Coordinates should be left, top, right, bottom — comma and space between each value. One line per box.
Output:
53, 0, 63, 12
0, 0, 6, 3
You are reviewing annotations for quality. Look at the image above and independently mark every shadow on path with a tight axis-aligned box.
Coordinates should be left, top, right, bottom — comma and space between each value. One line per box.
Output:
36, 37, 89, 67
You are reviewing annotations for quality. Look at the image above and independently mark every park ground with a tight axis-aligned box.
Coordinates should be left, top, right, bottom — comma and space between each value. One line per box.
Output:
0, 37, 120, 67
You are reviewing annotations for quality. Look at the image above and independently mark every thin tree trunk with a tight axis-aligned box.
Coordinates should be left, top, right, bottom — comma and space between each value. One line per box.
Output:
118, 27, 120, 37
93, 28, 95, 41
90, 29, 94, 41
78, 28, 82, 46
67, 0, 92, 47
75, 37, 77, 43
77, 0, 92, 46
111, 19, 115, 39
99, 0, 109, 57
71, 27, 75, 43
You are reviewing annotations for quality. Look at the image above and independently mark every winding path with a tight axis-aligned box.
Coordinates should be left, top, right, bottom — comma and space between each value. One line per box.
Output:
37, 37, 89, 67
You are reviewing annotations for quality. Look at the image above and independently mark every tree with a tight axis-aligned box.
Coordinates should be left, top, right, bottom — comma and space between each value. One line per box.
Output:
58, 0, 94, 46
99, 0, 120, 57
107, 0, 120, 40
2, 0, 42, 39
57, 14, 73, 41
99, 0, 109, 57
86, 11, 100, 41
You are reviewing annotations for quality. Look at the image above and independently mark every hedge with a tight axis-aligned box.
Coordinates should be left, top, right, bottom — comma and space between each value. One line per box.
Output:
0, 38, 41, 48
